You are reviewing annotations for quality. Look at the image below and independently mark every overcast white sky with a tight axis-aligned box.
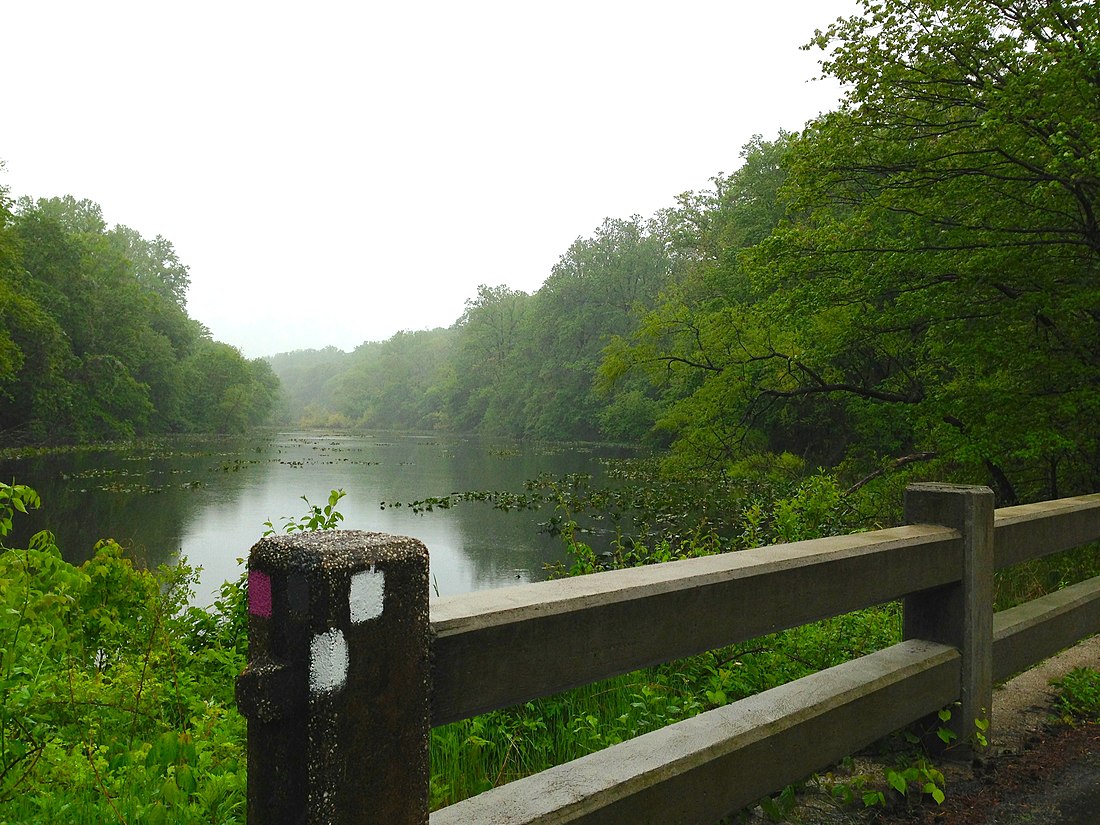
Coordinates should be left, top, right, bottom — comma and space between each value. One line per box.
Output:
3, 1, 857, 358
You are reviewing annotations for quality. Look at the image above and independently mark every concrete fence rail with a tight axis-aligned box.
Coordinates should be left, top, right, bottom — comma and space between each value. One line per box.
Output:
236, 483, 1100, 824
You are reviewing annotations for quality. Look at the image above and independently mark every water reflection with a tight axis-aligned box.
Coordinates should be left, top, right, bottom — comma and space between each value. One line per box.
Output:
1, 433, 628, 604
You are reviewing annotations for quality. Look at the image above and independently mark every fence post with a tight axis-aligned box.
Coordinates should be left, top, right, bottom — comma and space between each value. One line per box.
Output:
236, 530, 430, 824
903, 483, 994, 753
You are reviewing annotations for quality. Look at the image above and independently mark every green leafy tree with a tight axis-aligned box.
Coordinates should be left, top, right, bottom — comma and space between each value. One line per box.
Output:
183, 340, 280, 434
0, 193, 83, 443
0, 187, 273, 440
329, 329, 454, 430
772, 0, 1100, 501
600, 135, 819, 464
446, 284, 531, 433
603, 2, 1100, 502
267, 346, 352, 424
107, 224, 191, 308
522, 216, 673, 440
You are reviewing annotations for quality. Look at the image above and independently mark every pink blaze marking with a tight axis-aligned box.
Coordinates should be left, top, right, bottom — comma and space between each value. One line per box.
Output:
249, 570, 273, 617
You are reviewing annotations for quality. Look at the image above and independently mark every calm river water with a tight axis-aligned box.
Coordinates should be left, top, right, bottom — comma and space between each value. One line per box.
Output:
0, 432, 631, 604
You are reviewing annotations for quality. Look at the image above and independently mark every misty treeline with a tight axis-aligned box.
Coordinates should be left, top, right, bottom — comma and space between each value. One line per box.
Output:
269, 216, 671, 443
273, 0, 1100, 507
0, 193, 278, 441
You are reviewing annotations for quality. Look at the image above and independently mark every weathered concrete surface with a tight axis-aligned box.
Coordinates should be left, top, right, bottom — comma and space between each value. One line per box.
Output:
237, 530, 431, 825
738, 633, 1100, 825
994, 493, 1100, 570
993, 576, 1100, 683
431, 524, 960, 725
904, 484, 995, 752
430, 641, 959, 825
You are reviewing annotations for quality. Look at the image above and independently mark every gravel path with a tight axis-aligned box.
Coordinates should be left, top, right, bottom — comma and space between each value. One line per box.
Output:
738, 634, 1100, 825
989, 634, 1100, 755
894, 633, 1100, 825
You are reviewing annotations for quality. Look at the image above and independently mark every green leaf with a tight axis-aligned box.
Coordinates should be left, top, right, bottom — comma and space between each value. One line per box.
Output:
862, 790, 885, 808
161, 777, 182, 806
758, 796, 782, 821
176, 764, 197, 794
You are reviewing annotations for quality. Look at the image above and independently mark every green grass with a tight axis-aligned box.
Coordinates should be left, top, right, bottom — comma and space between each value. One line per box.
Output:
4, 473, 1097, 822
427, 539, 1100, 811
429, 604, 903, 810
993, 542, 1100, 612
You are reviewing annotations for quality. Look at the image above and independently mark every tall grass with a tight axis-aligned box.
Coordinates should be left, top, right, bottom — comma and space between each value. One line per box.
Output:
429, 604, 903, 809
428, 539, 1100, 810
994, 542, 1100, 610
4, 475, 1097, 820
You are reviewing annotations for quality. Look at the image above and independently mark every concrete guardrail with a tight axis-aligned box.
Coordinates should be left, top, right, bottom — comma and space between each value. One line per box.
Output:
236, 483, 1100, 824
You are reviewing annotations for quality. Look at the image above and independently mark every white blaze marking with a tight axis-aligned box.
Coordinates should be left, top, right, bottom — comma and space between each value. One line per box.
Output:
310, 629, 349, 694
349, 567, 385, 623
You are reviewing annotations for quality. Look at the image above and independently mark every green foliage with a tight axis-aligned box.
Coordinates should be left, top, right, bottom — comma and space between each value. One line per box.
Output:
427, 459, 904, 812
0, 479, 41, 536
595, 1, 1100, 504
973, 715, 990, 749
757, 784, 799, 823
0, 483, 246, 822
526, 457, 871, 579
814, 703, 1000, 817
263, 488, 347, 536
0, 189, 279, 444
182, 341, 280, 434
430, 599, 902, 811
935, 707, 959, 747
1054, 667, 1100, 723
265, 346, 351, 425
820, 755, 946, 812
329, 330, 454, 431
993, 542, 1100, 612
269, 216, 674, 442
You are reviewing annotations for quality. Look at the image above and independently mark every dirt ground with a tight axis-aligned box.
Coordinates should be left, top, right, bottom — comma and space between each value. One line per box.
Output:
892, 722, 1100, 824
740, 635, 1100, 825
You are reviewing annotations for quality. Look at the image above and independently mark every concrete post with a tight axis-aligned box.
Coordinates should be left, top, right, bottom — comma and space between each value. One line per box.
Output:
903, 483, 994, 753
236, 530, 430, 824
